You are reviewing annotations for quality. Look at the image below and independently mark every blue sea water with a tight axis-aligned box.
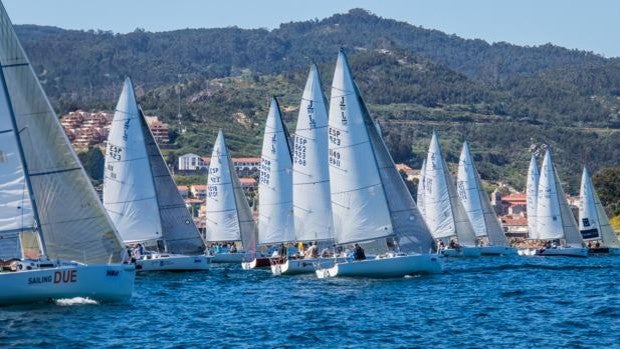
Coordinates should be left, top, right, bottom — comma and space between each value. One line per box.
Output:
1, 255, 618, 348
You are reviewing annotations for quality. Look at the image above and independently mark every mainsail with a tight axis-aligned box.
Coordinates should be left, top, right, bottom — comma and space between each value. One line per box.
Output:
140, 107, 204, 255
457, 142, 508, 246
104, 79, 162, 244
328, 50, 393, 245
423, 133, 477, 246
206, 130, 257, 249
526, 155, 540, 239
0, 2, 124, 263
579, 167, 619, 247
292, 65, 334, 242
258, 98, 295, 244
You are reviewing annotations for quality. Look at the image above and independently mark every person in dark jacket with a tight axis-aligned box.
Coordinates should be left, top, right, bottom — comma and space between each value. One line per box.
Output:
353, 243, 366, 261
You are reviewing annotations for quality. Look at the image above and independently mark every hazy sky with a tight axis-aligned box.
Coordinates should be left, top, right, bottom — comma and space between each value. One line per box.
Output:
4, 0, 619, 57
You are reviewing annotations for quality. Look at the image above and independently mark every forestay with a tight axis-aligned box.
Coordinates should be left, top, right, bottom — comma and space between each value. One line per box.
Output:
258, 98, 295, 245
104, 79, 162, 244
0, 4, 125, 263
328, 50, 392, 245
141, 108, 204, 255
457, 142, 508, 246
293, 65, 334, 242
526, 155, 539, 239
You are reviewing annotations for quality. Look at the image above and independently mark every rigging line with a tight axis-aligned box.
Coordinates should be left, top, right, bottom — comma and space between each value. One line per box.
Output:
105, 155, 149, 164
331, 182, 383, 195
292, 179, 330, 186
1, 62, 29, 68
104, 196, 158, 205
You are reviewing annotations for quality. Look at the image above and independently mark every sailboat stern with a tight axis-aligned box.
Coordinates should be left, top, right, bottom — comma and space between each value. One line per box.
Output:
0, 263, 135, 306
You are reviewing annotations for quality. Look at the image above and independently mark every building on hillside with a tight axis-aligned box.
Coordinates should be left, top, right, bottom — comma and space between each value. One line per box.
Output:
239, 177, 257, 191
145, 116, 170, 144
501, 213, 528, 238
178, 153, 205, 171
177, 185, 190, 199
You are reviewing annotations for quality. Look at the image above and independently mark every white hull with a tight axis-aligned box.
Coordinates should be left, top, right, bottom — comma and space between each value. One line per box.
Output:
534, 247, 588, 258
315, 254, 442, 279
210, 252, 246, 264
271, 257, 347, 276
479, 245, 518, 256
136, 254, 211, 271
0, 263, 135, 306
441, 246, 481, 257
241, 257, 272, 270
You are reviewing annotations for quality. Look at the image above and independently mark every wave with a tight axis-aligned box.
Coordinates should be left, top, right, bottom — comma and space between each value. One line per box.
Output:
55, 297, 98, 306
444, 263, 613, 275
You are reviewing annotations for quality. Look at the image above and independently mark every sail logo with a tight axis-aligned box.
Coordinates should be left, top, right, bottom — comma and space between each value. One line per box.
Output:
122, 118, 131, 141
271, 134, 277, 153
339, 97, 348, 125
307, 101, 316, 128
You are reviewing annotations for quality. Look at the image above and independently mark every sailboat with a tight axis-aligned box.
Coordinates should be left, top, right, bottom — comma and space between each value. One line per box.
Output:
315, 50, 441, 278
103, 79, 210, 271
242, 98, 295, 269
533, 150, 587, 257
0, 1, 134, 305
205, 130, 259, 263
271, 65, 343, 276
456, 142, 516, 255
579, 167, 620, 255
423, 133, 481, 257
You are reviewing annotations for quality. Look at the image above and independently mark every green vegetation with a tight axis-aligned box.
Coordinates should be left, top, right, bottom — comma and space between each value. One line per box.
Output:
593, 167, 620, 216
15, 9, 619, 193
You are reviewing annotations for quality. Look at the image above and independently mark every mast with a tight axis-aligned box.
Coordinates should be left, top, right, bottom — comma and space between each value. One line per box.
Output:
0, 52, 46, 257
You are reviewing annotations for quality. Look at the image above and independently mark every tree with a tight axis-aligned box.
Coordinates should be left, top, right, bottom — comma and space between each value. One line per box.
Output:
78, 147, 105, 181
593, 167, 620, 216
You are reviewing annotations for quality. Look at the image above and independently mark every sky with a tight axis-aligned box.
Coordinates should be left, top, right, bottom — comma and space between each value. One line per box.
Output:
4, 0, 619, 57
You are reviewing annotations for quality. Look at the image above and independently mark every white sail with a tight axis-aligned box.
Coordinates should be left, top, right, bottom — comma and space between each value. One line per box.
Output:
104, 79, 162, 244
0, 79, 33, 259
328, 50, 393, 245
141, 108, 204, 255
580, 167, 619, 247
231, 156, 258, 251
457, 142, 508, 246
417, 159, 426, 220
526, 155, 540, 239
424, 134, 477, 246
206, 130, 242, 242
293, 65, 334, 242
536, 150, 582, 247
258, 98, 295, 244
360, 86, 434, 254
0, 5, 125, 263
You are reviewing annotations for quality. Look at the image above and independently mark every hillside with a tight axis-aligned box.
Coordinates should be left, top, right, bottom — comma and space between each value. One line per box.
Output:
14, 9, 620, 193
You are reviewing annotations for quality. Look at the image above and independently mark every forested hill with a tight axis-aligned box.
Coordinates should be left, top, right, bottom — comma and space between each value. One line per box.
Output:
12, 9, 620, 193
14, 8, 615, 101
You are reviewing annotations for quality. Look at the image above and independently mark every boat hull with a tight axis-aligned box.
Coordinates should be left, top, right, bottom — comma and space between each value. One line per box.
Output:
0, 264, 135, 306
588, 247, 620, 255
479, 246, 518, 256
271, 257, 347, 276
315, 254, 442, 279
241, 257, 272, 270
210, 252, 246, 264
136, 254, 211, 271
441, 246, 481, 257
534, 247, 588, 257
